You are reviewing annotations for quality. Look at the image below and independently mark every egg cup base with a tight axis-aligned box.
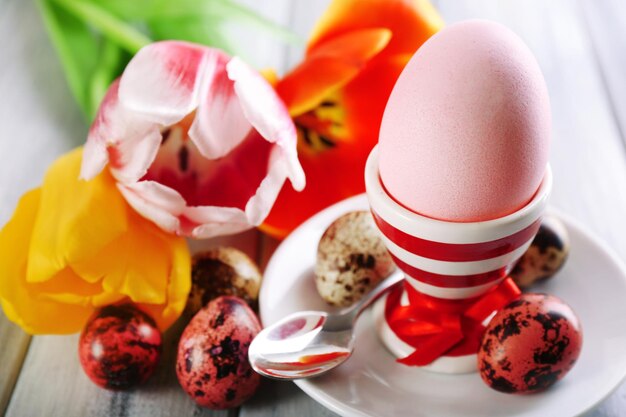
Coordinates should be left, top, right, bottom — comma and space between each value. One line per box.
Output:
372, 291, 478, 374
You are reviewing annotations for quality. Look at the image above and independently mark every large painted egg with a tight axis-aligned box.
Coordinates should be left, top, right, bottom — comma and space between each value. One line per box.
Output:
176, 296, 261, 409
379, 20, 550, 222
478, 294, 582, 394
78, 304, 162, 390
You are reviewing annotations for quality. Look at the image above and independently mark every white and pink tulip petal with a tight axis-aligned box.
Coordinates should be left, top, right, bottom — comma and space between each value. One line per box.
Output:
117, 181, 187, 234
183, 206, 250, 239
82, 41, 305, 239
227, 57, 305, 191
118, 41, 209, 126
188, 52, 252, 160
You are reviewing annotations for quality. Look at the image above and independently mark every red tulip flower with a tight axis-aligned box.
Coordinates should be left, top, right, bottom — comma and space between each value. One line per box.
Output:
261, 0, 443, 238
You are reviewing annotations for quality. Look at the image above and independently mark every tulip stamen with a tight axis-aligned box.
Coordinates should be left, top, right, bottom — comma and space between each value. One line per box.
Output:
294, 91, 347, 154
179, 146, 189, 172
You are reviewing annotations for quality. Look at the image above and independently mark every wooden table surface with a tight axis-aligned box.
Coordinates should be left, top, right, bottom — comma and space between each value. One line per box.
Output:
2, 0, 626, 416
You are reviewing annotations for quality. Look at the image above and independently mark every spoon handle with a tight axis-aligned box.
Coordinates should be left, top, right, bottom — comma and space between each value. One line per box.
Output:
346, 269, 404, 323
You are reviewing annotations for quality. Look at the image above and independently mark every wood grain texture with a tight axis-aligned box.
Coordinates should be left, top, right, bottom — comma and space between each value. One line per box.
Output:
0, 310, 30, 415
229, 0, 295, 73
240, 379, 337, 417
579, 0, 626, 149
5, 322, 234, 417
0, 0, 84, 414
0, 0, 86, 226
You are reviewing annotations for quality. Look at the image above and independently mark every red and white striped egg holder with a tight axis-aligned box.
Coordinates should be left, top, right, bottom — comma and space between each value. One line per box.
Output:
365, 146, 552, 373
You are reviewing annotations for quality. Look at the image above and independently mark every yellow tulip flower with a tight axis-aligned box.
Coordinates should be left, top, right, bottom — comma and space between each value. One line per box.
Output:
0, 148, 190, 334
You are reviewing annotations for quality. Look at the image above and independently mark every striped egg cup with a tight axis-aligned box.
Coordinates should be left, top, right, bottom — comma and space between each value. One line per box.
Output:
365, 146, 552, 373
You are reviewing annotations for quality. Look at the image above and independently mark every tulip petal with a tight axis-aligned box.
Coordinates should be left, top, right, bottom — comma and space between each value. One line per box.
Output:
1, 148, 191, 334
98, 216, 170, 305
227, 57, 293, 148
227, 57, 305, 191
261, 56, 409, 239
189, 53, 252, 160
117, 181, 186, 234
244, 148, 292, 226
277, 28, 391, 116
81, 132, 109, 181
0, 190, 92, 334
32, 267, 103, 302
82, 79, 122, 180
138, 234, 191, 331
308, 0, 443, 59
83, 78, 163, 184
27, 148, 128, 283
119, 41, 209, 126
109, 127, 162, 183
183, 205, 250, 239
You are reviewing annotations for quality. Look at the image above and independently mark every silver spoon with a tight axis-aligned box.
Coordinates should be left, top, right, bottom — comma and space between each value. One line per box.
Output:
248, 269, 404, 380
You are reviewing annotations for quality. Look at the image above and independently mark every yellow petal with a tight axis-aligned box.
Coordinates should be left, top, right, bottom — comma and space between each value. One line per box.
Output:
1, 147, 191, 334
0, 189, 92, 334
32, 266, 103, 306
260, 68, 279, 86
138, 230, 191, 331
27, 148, 128, 284
91, 292, 126, 308
308, 0, 443, 58
99, 215, 170, 305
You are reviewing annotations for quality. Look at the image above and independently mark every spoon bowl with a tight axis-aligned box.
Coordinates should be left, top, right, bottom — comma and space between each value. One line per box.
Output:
249, 270, 404, 380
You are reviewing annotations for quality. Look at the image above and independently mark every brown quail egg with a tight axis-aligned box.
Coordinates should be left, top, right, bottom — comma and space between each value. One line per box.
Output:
511, 215, 570, 289
315, 211, 395, 306
186, 247, 262, 315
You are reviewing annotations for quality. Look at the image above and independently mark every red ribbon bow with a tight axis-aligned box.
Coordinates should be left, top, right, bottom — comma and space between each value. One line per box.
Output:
385, 278, 521, 366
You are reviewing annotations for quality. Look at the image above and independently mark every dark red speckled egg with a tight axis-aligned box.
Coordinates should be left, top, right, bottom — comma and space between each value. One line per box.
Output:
176, 296, 261, 409
478, 294, 582, 394
78, 304, 162, 390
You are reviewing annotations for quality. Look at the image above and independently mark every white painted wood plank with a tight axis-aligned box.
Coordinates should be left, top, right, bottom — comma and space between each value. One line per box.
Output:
0, 0, 86, 227
240, 379, 337, 417
579, 0, 626, 149
572, 3, 626, 415
0, 310, 30, 415
6, 325, 234, 417
283, 0, 332, 70
226, 0, 295, 73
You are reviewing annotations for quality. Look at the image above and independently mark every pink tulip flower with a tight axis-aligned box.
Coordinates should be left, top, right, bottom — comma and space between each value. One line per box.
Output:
80, 41, 305, 238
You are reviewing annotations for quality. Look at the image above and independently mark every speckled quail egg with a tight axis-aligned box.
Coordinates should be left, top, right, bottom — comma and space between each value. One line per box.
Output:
315, 211, 395, 306
187, 247, 262, 315
511, 215, 570, 289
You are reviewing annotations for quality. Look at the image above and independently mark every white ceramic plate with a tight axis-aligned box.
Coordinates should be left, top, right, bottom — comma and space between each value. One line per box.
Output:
260, 194, 626, 417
